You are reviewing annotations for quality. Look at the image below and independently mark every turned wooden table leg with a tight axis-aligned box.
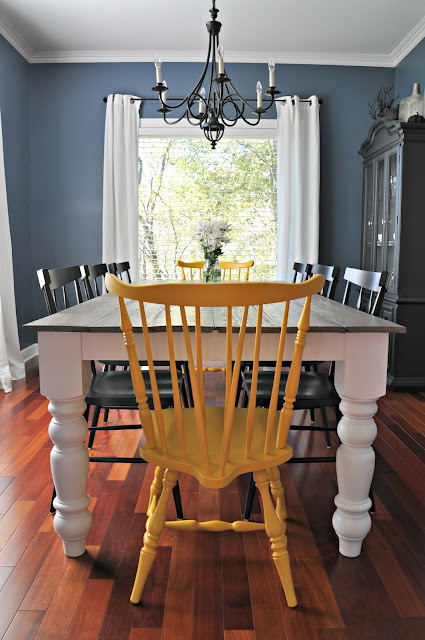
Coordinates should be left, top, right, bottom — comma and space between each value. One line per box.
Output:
333, 333, 388, 557
39, 332, 92, 557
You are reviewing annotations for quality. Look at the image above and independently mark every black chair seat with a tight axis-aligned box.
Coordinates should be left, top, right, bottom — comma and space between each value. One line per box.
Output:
86, 369, 184, 409
241, 370, 340, 409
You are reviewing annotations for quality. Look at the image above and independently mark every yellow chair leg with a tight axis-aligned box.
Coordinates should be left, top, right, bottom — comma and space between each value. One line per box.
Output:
130, 468, 178, 604
268, 466, 288, 521
147, 466, 165, 517
253, 469, 297, 608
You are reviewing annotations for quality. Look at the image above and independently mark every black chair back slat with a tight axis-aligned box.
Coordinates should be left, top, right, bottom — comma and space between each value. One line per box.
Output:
108, 262, 132, 283
63, 286, 70, 309
342, 267, 389, 317
292, 262, 312, 283
310, 263, 340, 300
37, 269, 57, 315
80, 264, 108, 299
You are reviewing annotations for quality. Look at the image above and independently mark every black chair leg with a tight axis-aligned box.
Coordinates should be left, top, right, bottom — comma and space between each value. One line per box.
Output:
235, 361, 245, 407
183, 362, 194, 408
244, 472, 257, 521
172, 482, 184, 520
180, 377, 189, 408
103, 408, 110, 422
310, 408, 315, 422
83, 404, 90, 422
319, 406, 332, 448
369, 486, 376, 514
88, 405, 101, 448
50, 486, 56, 514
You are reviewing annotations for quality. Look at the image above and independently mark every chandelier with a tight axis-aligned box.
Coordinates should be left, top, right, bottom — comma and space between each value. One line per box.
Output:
152, 0, 280, 149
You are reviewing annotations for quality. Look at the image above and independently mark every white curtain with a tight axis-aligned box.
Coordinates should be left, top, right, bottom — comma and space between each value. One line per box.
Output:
276, 97, 320, 281
0, 110, 25, 393
102, 94, 142, 277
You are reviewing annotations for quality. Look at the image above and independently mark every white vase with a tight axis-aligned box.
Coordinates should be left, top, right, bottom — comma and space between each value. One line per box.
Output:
398, 83, 424, 122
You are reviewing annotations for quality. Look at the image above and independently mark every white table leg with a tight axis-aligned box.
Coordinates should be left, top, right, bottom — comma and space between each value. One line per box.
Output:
333, 332, 388, 557
39, 333, 92, 557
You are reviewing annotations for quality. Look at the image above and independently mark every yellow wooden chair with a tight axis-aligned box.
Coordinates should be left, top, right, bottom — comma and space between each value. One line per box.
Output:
219, 259, 254, 281
176, 259, 205, 281
178, 259, 254, 374
105, 273, 325, 609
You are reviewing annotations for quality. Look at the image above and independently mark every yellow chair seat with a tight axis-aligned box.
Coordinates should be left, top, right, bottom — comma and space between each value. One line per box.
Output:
140, 406, 293, 489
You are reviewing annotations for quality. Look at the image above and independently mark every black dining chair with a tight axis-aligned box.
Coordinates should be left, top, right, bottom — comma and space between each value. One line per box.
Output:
80, 262, 108, 298
242, 262, 341, 424
108, 261, 132, 283
242, 266, 389, 520
292, 261, 312, 283
37, 265, 184, 518
80, 262, 189, 431
309, 263, 340, 300
342, 267, 388, 316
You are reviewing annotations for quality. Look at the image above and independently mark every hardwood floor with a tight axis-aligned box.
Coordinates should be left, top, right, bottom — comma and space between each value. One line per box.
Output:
1, 358, 425, 639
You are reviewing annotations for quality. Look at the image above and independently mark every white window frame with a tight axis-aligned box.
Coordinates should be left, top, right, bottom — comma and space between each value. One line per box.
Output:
139, 118, 276, 139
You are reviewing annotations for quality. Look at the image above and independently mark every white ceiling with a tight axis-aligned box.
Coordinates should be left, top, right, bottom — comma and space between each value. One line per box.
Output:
0, 0, 424, 66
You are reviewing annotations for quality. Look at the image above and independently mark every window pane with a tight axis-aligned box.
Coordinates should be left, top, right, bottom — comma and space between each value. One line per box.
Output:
138, 137, 277, 280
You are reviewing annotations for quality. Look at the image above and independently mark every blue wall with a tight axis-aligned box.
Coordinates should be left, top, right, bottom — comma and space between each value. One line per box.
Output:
29, 60, 393, 321
395, 37, 425, 101
0, 31, 398, 340
0, 36, 31, 348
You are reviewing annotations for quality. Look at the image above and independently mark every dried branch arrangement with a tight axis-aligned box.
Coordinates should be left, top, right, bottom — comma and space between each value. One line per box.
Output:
368, 86, 399, 120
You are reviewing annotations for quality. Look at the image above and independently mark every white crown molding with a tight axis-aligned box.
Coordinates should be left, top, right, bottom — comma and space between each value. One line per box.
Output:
28, 48, 395, 67
2, 16, 425, 67
390, 15, 425, 67
0, 16, 33, 62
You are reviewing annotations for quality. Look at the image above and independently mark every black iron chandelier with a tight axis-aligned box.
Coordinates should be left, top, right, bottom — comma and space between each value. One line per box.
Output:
152, 0, 280, 149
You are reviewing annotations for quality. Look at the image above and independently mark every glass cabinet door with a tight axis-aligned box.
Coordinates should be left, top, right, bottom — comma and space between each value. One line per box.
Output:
386, 152, 398, 290
363, 163, 374, 271
375, 158, 385, 273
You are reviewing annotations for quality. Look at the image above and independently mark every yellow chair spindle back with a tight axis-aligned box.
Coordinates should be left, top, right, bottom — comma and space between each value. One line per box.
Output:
106, 274, 325, 484
276, 295, 312, 448
117, 297, 156, 449
225, 306, 233, 410
245, 303, 263, 458
179, 305, 211, 475
164, 305, 187, 457
139, 301, 167, 453
219, 260, 254, 281
264, 300, 290, 454
219, 305, 249, 475
176, 260, 204, 281
195, 305, 206, 421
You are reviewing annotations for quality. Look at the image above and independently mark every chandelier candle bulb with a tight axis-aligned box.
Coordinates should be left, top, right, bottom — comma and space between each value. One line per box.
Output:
257, 82, 263, 108
154, 55, 162, 84
218, 44, 224, 74
161, 81, 168, 104
268, 59, 275, 87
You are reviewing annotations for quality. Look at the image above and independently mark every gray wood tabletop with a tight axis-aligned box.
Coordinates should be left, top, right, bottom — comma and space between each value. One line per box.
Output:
24, 292, 406, 335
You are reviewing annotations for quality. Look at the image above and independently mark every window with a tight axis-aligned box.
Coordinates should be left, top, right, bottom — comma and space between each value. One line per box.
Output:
138, 133, 277, 280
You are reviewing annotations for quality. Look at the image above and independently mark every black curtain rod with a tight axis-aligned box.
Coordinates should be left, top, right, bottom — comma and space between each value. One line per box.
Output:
102, 96, 323, 105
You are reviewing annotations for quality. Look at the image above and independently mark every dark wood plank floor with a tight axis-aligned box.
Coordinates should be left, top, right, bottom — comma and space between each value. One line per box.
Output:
1, 358, 425, 639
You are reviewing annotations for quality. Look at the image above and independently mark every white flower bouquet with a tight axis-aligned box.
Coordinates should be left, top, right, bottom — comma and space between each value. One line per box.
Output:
193, 219, 232, 261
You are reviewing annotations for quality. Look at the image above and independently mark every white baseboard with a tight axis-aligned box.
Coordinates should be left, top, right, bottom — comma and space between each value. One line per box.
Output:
21, 343, 39, 363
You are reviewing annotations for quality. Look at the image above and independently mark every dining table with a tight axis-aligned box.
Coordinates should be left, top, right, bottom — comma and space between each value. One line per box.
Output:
24, 289, 405, 560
